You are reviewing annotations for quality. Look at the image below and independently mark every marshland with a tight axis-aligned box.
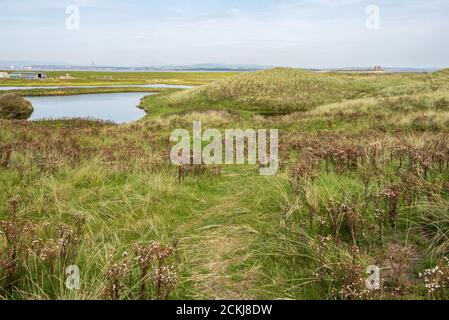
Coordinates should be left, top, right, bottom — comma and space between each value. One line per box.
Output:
1, 68, 449, 300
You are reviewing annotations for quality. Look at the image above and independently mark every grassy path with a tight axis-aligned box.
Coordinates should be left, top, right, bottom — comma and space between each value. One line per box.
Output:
174, 167, 284, 299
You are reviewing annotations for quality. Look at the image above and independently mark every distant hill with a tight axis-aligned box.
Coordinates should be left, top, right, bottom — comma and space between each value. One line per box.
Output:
151, 64, 273, 72
0, 60, 66, 69
0, 62, 272, 72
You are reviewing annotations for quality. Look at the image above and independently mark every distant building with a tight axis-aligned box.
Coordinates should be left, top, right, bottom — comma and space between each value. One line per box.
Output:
59, 73, 74, 80
8, 72, 46, 80
0, 72, 9, 79
373, 66, 384, 72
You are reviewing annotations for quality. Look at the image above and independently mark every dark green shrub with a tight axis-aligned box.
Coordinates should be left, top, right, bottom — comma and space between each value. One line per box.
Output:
0, 93, 33, 120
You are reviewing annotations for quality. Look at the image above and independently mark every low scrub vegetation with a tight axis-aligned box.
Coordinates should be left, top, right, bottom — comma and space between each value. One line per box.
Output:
1, 68, 449, 299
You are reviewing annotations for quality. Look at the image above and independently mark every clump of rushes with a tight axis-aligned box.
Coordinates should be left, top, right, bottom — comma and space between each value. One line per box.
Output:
331, 247, 371, 300
328, 204, 344, 244
151, 264, 177, 300
420, 257, 449, 299
103, 258, 131, 300
103, 241, 177, 300
0, 144, 13, 168
290, 161, 315, 192
150, 242, 176, 300
31, 238, 60, 268
341, 203, 361, 246
382, 244, 414, 296
381, 184, 401, 228
0, 195, 36, 293
58, 213, 85, 264
374, 209, 386, 241
327, 201, 361, 245
134, 242, 156, 299
0, 196, 86, 296
334, 259, 370, 300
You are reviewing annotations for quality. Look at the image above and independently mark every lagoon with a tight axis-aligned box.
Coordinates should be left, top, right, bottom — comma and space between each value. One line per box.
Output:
27, 92, 152, 124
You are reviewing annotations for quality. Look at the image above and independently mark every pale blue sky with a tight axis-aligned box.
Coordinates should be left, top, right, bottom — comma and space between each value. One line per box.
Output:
0, 0, 448, 67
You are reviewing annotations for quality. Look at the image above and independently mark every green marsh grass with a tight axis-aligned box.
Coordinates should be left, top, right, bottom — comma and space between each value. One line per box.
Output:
2, 68, 449, 299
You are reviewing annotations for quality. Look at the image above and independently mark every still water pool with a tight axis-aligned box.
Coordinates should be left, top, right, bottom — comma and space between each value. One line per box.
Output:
27, 92, 153, 124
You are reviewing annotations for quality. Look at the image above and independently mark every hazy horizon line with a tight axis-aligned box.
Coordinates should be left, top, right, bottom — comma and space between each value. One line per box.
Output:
0, 61, 445, 71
